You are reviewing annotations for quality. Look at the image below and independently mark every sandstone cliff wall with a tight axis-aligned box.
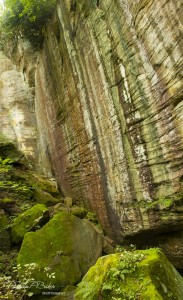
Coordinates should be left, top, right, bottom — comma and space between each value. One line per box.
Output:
35, 0, 183, 244
0, 41, 38, 163
1, 0, 183, 257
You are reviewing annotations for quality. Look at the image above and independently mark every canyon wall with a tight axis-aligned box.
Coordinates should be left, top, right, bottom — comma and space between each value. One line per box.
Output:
0, 41, 38, 163
1, 0, 183, 265
35, 0, 183, 244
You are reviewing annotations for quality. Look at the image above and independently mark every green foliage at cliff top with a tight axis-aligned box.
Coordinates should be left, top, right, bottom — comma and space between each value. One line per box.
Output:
1, 0, 56, 45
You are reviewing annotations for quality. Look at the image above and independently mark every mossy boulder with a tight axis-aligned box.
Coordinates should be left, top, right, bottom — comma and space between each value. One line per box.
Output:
31, 174, 61, 198
75, 248, 183, 300
64, 197, 73, 207
34, 189, 61, 206
71, 206, 87, 218
0, 209, 11, 251
51, 203, 87, 219
17, 212, 103, 294
11, 204, 49, 244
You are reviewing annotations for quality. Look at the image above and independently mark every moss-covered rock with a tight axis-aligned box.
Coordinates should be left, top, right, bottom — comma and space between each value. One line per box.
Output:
0, 141, 62, 211
30, 174, 61, 198
64, 197, 73, 207
75, 248, 183, 300
34, 189, 61, 206
71, 206, 87, 218
11, 204, 49, 244
0, 198, 20, 215
51, 203, 87, 219
17, 212, 103, 294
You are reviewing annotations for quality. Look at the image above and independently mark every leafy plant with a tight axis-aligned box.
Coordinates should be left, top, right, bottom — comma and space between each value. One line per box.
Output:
0, 262, 56, 299
75, 250, 146, 300
101, 251, 146, 299
1, 0, 56, 46
0, 180, 32, 199
0, 157, 13, 172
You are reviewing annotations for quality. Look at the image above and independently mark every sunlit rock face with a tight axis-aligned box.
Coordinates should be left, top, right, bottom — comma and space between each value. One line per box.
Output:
35, 0, 183, 244
0, 45, 38, 162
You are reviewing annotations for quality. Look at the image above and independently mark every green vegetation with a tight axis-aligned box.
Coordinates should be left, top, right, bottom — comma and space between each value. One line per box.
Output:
0, 262, 55, 299
17, 213, 87, 294
75, 249, 183, 300
11, 203, 49, 244
139, 198, 173, 211
1, 0, 56, 46
0, 157, 13, 172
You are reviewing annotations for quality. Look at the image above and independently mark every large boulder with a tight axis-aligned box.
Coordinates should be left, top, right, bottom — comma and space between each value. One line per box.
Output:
11, 204, 49, 244
75, 248, 183, 300
17, 212, 103, 294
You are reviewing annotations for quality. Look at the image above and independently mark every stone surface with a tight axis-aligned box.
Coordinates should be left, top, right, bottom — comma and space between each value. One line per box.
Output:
140, 231, 183, 271
0, 47, 38, 163
34, 0, 183, 248
64, 197, 73, 208
75, 249, 183, 300
11, 203, 49, 244
0, 198, 19, 215
51, 203, 87, 218
17, 212, 103, 294
34, 189, 61, 206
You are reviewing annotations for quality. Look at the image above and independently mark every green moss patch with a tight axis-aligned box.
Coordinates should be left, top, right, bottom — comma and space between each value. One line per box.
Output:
139, 198, 173, 211
34, 189, 60, 206
11, 204, 49, 244
17, 212, 103, 294
75, 248, 183, 300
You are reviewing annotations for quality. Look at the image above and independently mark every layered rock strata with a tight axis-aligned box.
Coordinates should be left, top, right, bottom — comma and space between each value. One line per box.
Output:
0, 42, 38, 163
35, 0, 183, 245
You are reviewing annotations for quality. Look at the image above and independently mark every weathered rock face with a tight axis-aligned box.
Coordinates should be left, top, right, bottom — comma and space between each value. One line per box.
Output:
35, 0, 183, 244
0, 41, 38, 163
